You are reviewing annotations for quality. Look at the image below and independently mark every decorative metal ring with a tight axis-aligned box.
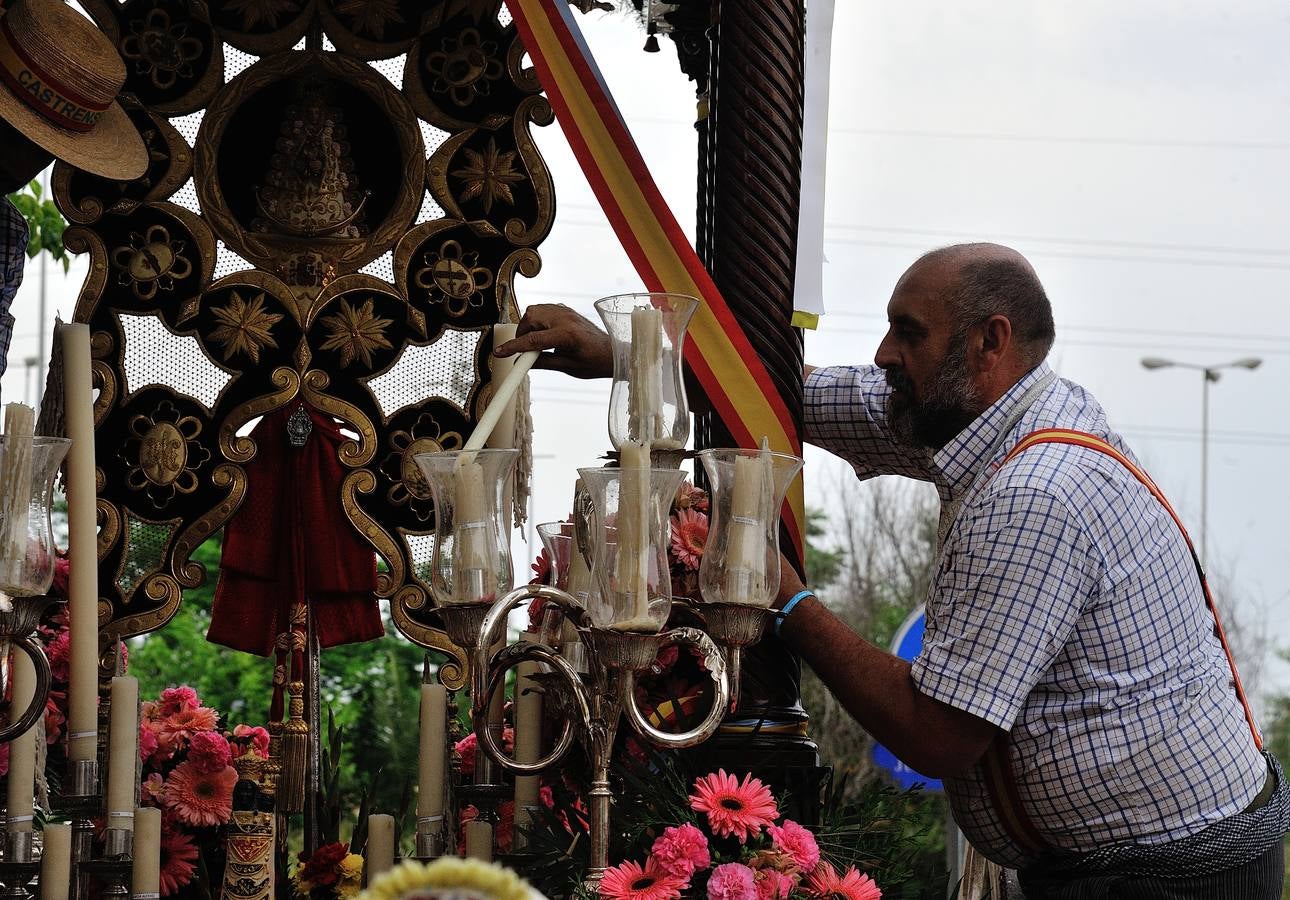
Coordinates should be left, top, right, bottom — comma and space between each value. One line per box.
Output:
474, 640, 587, 775
620, 626, 729, 749
0, 634, 53, 743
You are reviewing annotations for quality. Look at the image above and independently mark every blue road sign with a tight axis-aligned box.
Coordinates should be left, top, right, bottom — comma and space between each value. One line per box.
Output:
871, 604, 942, 792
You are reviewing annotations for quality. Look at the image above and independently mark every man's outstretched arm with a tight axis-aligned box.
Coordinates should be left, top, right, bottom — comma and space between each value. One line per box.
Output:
774, 567, 998, 778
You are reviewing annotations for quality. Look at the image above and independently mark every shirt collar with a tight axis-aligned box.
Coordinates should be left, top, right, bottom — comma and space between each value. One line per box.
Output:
932, 362, 1055, 502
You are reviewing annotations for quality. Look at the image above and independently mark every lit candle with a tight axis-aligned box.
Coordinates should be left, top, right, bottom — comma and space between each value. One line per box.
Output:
132, 807, 161, 896
40, 822, 71, 900
63, 323, 99, 762
727, 441, 772, 603
613, 442, 654, 630
367, 814, 395, 877
6, 647, 37, 832
416, 683, 447, 821
105, 675, 139, 831
628, 307, 664, 444
513, 637, 542, 830
464, 820, 492, 862
0, 402, 35, 591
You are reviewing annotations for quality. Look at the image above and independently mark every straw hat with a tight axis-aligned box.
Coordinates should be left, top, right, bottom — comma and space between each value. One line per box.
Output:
0, 0, 146, 180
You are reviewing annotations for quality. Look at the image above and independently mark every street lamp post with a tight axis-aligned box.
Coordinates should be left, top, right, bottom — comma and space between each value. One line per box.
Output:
1140, 356, 1262, 566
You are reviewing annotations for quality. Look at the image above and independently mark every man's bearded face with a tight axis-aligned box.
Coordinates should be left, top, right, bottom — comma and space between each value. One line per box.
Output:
886, 330, 984, 450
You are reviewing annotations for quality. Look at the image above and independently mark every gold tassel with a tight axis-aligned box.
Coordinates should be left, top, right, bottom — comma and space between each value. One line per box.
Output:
276, 681, 308, 813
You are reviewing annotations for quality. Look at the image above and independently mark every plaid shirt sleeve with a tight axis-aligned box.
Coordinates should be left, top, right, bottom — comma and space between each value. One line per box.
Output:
911, 484, 1097, 729
803, 364, 936, 481
0, 198, 29, 378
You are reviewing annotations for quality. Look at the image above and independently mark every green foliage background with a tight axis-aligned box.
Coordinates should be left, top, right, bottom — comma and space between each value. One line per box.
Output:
6, 180, 70, 271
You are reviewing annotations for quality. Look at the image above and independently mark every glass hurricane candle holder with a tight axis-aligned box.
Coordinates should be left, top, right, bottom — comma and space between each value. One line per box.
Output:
0, 436, 72, 596
697, 448, 804, 607
415, 449, 520, 608
576, 465, 686, 633
595, 293, 698, 452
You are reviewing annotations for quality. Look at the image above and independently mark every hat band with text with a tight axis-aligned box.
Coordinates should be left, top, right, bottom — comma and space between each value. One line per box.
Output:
0, 16, 111, 135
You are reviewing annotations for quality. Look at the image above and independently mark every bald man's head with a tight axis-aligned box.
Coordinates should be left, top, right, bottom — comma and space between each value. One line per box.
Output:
909, 243, 1056, 368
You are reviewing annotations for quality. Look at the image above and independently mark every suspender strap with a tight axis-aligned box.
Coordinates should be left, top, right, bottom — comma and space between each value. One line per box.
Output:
977, 428, 1264, 855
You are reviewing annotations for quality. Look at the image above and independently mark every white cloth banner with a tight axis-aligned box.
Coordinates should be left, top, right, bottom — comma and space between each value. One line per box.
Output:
793, 0, 836, 329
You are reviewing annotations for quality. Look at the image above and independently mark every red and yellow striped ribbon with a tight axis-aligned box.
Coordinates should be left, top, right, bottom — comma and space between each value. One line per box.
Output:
506, 0, 804, 557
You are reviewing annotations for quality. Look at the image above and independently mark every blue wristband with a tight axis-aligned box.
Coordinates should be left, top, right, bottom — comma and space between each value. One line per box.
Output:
775, 590, 814, 637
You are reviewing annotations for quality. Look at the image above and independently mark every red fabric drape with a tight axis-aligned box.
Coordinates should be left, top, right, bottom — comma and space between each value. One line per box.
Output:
208, 404, 383, 655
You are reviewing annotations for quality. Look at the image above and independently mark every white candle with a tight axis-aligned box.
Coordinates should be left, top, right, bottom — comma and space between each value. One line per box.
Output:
462, 350, 539, 452
132, 806, 161, 895
451, 456, 493, 602
63, 324, 99, 762
416, 684, 447, 819
486, 325, 521, 539
628, 308, 664, 444
0, 403, 35, 591
105, 675, 139, 830
6, 647, 37, 832
513, 636, 542, 829
40, 822, 71, 900
613, 443, 654, 631
367, 814, 396, 877
464, 820, 492, 862
727, 443, 772, 603
486, 325, 520, 453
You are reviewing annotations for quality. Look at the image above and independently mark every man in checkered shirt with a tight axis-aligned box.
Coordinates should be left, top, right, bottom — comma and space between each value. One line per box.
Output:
498, 243, 1287, 897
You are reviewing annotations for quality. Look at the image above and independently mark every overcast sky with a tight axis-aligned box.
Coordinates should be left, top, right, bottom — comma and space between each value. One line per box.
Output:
5, 2, 1287, 696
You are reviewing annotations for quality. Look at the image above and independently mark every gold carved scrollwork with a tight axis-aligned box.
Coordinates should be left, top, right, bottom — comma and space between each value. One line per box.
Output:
173, 464, 247, 589
389, 585, 468, 691
219, 367, 301, 463
300, 370, 376, 467
341, 470, 403, 596
97, 500, 120, 560
103, 572, 183, 647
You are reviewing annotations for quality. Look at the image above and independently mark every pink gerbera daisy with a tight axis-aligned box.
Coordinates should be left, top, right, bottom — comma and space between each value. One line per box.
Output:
670, 508, 708, 571
159, 825, 199, 895
768, 819, 820, 872
600, 858, 686, 900
162, 761, 236, 827
689, 770, 778, 842
650, 822, 711, 880
706, 863, 757, 900
804, 862, 882, 900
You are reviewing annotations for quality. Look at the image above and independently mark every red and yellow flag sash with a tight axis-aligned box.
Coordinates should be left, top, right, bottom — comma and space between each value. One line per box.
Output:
506, 0, 804, 557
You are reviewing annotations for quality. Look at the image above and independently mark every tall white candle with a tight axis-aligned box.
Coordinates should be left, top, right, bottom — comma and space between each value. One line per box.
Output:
487, 324, 521, 542
132, 806, 161, 895
367, 813, 396, 877
462, 351, 538, 452
513, 636, 542, 829
416, 684, 447, 820
727, 444, 772, 603
628, 308, 664, 445
40, 822, 71, 900
63, 324, 99, 762
6, 648, 37, 832
613, 443, 654, 630
464, 820, 492, 862
105, 675, 139, 830
451, 456, 493, 602
0, 403, 35, 591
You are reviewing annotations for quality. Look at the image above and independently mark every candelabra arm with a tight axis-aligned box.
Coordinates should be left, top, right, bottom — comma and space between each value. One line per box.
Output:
475, 641, 589, 774
620, 627, 729, 749
0, 633, 52, 742
472, 584, 588, 707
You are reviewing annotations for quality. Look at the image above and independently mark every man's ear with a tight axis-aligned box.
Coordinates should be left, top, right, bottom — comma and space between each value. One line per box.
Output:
977, 314, 1013, 371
